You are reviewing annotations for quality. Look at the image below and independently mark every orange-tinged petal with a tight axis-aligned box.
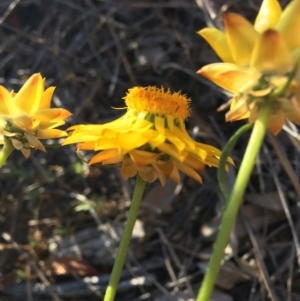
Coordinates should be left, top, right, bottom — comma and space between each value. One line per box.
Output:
223, 12, 259, 67
267, 112, 286, 135
198, 63, 258, 94
90, 149, 120, 165
276, 0, 300, 50
195, 142, 223, 157
14, 74, 44, 113
121, 155, 138, 179
254, 0, 282, 33
11, 138, 23, 150
174, 161, 203, 183
13, 115, 39, 131
183, 155, 205, 171
197, 28, 234, 63
130, 149, 158, 167
39, 86, 55, 110
37, 128, 68, 139
250, 29, 291, 72
138, 165, 157, 183
76, 141, 97, 150
10, 91, 16, 97
21, 148, 30, 158
204, 155, 222, 168
25, 132, 46, 151
249, 107, 285, 135
169, 165, 180, 183
152, 160, 175, 186
282, 96, 300, 125
33, 108, 72, 124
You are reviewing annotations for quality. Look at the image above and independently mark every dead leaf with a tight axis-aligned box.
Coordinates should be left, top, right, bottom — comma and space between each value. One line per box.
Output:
44, 256, 98, 277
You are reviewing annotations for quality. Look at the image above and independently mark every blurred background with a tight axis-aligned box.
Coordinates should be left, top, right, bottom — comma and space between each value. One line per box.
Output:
0, 0, 299, 300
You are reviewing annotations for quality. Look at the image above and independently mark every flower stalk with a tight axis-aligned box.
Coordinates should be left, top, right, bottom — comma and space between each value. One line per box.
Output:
196, 104, 271, 301
103, 174, 146, 301
0, 139, 14, 167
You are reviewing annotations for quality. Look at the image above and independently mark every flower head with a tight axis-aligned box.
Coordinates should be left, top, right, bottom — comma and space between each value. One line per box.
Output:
0, 73, 72, 158
197, 0, 300, 135
63, 86, 230, 186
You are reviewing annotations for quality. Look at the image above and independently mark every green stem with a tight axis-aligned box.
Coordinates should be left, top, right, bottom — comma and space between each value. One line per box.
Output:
103, 174, 146, 301
196, 105, 271, 301
0, 141, 14, 167
218, 123, 253, 199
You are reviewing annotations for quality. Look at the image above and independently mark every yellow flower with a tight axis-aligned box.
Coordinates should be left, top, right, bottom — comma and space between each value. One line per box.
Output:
63, 87, 230, 186
197, 0, 300, 135
0, 73, 72, 157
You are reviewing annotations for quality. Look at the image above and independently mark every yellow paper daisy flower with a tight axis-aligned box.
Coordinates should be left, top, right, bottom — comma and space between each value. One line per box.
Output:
0, 73, 72, 158
63, 86, 229, 186
197, 0, 300, 135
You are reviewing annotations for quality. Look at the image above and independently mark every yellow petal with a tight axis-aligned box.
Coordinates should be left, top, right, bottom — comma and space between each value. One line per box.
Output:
254, 0, 282, 33
117, 132, 152, 153
171, 126, 196, 150
250, 29, 291, 72
37, 128, 68, 139
226, 96, 250, 121
62, 132, 100, 145
0, 86, 19, 116
0, 86, 11, 115
276, 0, 300, 50
197, 28, 234, 63
165, 130, 186, 152
39, 86, 55, 110
223, 12, 259, 66
291, 47, 300, 65
14, 74, 44, 113
94, 138, 119, 150
155, 116, 165, 134
198, 63, 258, 94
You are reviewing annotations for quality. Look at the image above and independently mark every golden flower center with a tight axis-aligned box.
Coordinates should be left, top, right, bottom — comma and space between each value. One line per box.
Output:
124, 86, 191, 119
